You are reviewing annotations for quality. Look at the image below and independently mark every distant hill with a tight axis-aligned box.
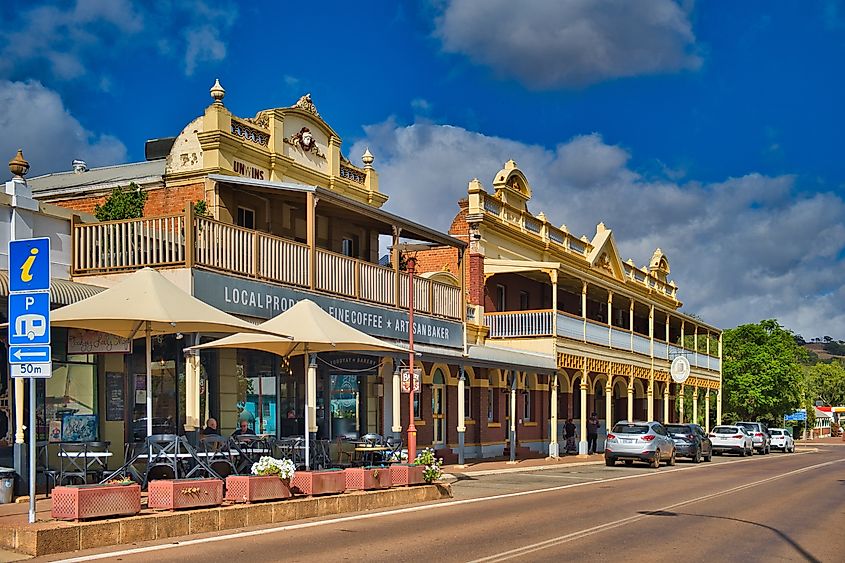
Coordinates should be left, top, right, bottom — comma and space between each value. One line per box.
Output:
803, 342, 845, 361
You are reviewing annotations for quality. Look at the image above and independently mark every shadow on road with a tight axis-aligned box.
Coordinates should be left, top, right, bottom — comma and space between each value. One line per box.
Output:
637, 510, 820, 563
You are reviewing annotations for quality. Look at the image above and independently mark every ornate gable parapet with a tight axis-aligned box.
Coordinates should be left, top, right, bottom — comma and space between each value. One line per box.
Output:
293, 93, 320, 117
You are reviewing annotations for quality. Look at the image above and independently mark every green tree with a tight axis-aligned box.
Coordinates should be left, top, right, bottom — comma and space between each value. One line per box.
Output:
807, 362, 845, 406
94, 182, 148, 221
722, 319, 807, 422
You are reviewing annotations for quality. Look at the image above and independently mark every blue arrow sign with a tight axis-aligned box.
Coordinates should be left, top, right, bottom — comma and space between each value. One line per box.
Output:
9, 345, 51, 364
785, 411, 807, 421
9, 238, 50, 292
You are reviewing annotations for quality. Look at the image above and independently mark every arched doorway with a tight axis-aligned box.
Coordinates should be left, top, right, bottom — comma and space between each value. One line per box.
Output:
432, 368, 446, 445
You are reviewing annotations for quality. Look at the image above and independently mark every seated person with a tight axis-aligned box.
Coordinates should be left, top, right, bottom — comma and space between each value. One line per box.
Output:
231, 419, 254, 438
200, 417, 220, 437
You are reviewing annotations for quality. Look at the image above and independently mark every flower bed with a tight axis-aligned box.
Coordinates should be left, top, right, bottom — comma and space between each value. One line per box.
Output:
344, 467, 392, 490
388, 464, 426, 486
290, 469, 347, 495
147, 478, 223, 510
225, 475, 292, 503
51, 483, 141, 521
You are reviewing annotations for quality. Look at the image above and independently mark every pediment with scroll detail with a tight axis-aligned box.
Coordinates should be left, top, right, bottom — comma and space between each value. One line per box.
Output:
587, 223, 626, 282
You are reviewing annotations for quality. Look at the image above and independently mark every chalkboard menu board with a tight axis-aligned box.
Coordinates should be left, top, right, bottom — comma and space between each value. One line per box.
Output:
106, 372, 125, 421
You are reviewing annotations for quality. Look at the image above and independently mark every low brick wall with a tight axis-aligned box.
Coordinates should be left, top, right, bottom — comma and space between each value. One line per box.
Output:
0, 484, 451, 557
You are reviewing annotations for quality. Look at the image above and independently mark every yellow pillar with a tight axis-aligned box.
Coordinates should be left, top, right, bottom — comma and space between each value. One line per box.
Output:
716, 387, 723, 425
392, 364, 401, 433
705, 389, 711, 432
647, 376, 654, 421
605, 380, 612, 433
581, 281, 588, 342
692, 386, 699, 425
579, 366, 588, 454
663, 384, 670, 423
627, 376, 633, 422
679, 384, 685, 423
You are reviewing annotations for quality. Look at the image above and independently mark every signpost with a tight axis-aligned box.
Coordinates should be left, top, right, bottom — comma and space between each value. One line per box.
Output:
400, 368, 421, 393
8, 237, 51, 523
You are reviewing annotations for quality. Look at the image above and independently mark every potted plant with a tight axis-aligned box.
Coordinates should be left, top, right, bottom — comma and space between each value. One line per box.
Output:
389, 448, 437, 487
344, 466, 392, 490
290, 467, 347, 496
147, 478, 223, 510
51, 477, 141, 520
225, 456, 295, 503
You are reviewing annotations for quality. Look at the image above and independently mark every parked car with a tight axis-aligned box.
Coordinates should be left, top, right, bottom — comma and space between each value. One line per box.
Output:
769, 428, 795, 453
736, 421, 771, 454
665, 423, 713, 463
604, 421, 676, 468
709, 425, 753, 456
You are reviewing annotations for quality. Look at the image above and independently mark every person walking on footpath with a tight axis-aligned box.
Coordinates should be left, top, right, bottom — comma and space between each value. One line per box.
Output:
565, 418, 576, 454
587, 412, 599, 455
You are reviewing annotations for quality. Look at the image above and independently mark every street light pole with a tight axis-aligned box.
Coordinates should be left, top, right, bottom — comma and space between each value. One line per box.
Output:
407, 255, 417, 463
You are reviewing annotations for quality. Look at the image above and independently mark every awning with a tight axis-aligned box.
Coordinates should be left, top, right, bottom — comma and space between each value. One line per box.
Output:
0, 272, 105, 306
386, 341, 556, 374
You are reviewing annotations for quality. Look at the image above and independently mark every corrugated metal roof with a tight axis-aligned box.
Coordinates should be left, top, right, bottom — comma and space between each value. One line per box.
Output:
28, 160, 165, 193
0, 272, 105, 305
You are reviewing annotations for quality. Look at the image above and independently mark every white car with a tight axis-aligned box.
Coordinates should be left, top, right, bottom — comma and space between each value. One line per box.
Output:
709, 425, 753, 456
769, 428, 795, 452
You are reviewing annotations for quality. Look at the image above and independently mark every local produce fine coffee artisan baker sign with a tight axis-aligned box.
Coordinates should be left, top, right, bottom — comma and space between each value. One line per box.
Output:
193, 269, 462, 348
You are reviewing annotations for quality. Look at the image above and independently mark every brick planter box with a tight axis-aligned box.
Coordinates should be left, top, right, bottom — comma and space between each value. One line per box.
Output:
389, 464, 426, 486
148, 478, 223, 510
225, 475, 292, 503
51, 483, 141, 521
344, 467, 392, 490
290, 470, 347, 496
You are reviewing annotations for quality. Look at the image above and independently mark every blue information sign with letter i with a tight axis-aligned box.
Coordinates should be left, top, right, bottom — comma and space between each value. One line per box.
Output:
8, 237, 52, 378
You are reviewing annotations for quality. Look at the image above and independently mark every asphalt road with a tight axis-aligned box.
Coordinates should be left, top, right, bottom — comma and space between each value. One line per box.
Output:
46, 446, 845, 563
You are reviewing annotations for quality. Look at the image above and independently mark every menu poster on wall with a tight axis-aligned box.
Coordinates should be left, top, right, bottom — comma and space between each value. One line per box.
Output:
68, 329, 132, 354
106, 372, 125, 421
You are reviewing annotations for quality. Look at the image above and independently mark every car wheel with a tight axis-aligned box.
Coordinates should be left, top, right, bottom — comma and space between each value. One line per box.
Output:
605, 457, 615, 466
693, 448, 702, 464
624, 460, 633, 466
704, 449, 713, 462
766, 445, 771, 455
668, 449, 676, 466
651, 451, 661, 469
739, 447, 746, 457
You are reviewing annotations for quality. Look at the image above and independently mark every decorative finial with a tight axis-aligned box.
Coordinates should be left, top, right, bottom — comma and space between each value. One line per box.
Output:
9, 149, 29, 179
362, 147, 374, 169
210, 78, 225, 105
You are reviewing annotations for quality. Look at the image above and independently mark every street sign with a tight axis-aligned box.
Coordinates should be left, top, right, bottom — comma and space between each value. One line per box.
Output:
9, 238, 50, 292
8, 237, 52, 380
785, 411, 807, 421
9, 345, 50, 364
11, 362, 52, 378
8, 292, 51, 345
400, 368, 421, 393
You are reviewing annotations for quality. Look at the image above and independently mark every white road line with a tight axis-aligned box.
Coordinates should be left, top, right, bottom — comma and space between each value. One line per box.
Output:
51, 450, 824, 563
467, 457, 844, 563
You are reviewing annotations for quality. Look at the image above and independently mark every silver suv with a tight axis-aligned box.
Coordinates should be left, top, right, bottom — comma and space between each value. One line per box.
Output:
605, 421, 676, 468
736, 421, 771, 454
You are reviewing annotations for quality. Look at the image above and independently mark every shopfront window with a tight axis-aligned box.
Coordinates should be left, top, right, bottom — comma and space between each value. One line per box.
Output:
130, 334, 183, 441
237, 350, 277, 435
39, 330, 98, 442
330, 374, 359, 438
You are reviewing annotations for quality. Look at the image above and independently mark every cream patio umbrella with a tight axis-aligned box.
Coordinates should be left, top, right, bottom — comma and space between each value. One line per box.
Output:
50, 267, 281, 437
191, 299, 406, 468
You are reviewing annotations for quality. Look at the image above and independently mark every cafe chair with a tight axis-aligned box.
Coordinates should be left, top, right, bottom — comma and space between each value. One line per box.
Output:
199, 435, 236, 478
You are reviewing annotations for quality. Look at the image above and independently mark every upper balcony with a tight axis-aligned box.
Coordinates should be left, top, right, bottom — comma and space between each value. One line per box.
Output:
484, 309, 721, 372
71, 210, 464, 321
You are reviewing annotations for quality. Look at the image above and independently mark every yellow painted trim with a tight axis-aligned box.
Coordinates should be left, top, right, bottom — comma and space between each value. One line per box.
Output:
414, 419, 426, 426
465, 418, 476, 425
523, 422, 538, 427
488, 422, 502, 428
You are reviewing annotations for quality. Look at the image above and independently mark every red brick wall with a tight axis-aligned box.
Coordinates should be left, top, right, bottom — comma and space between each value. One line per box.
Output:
468, 253, 484, 306
43, 183, 205, 219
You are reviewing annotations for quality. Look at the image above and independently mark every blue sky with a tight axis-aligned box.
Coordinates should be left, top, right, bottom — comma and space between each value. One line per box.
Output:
1, 0, 844, 339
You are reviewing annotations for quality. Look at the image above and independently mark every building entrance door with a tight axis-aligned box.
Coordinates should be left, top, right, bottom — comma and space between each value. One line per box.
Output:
432, 369, 446, 445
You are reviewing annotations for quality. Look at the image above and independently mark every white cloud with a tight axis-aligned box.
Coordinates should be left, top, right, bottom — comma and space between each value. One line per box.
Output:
0, 0, 237, 81
351, 119, 845, 338
0, 80, 126, 176
433, 0, 701, 88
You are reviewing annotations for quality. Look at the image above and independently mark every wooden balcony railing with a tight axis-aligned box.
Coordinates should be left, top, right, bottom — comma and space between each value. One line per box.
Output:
72, 214, 463, 320
484, 309, 720, 371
